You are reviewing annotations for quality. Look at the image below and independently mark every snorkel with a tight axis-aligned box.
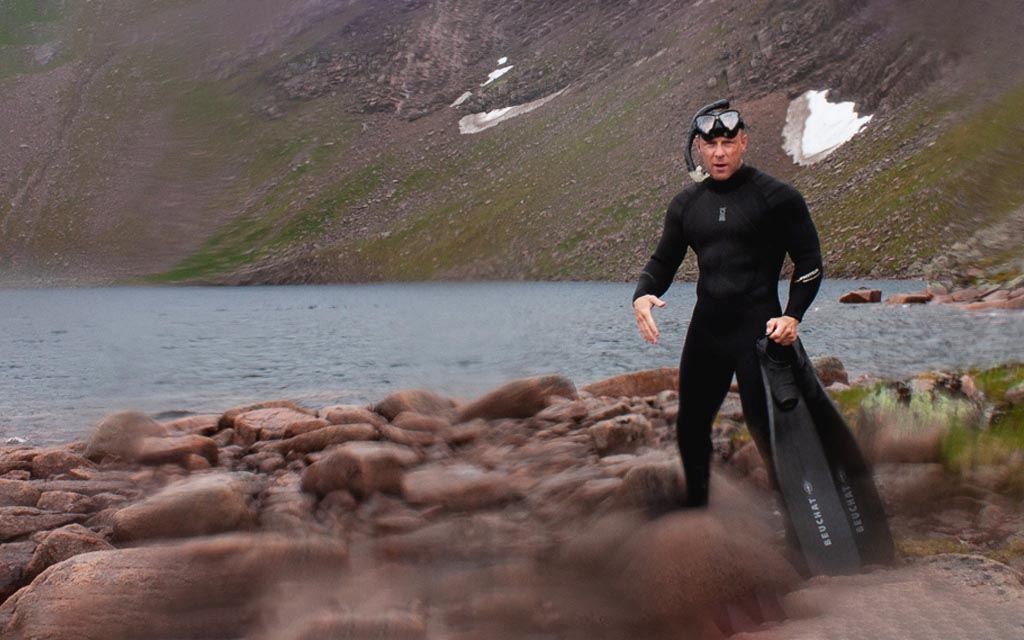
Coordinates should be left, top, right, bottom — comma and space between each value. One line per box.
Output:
685, 99, 730, 183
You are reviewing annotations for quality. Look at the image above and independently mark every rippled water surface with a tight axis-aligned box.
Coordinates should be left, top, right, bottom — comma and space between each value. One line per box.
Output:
2, 281, 1023, 444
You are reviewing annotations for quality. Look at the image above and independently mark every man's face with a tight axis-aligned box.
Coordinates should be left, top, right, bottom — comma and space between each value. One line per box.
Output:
697, 130, 748, 181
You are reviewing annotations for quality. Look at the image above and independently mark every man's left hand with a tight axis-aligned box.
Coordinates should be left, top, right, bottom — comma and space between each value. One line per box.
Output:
765, 316, 799, 346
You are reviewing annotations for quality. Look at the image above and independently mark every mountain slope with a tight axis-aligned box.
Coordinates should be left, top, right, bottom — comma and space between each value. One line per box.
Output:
1, 0, 1022, 286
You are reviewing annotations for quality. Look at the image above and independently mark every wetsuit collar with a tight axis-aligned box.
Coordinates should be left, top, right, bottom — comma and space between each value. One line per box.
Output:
704, 164, 754, 192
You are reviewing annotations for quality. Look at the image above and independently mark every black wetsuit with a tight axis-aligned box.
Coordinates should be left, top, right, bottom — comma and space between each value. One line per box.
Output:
633, 164, 822, 507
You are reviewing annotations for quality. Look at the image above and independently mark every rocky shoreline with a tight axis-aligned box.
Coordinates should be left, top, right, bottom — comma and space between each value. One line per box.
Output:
840, 280, 1024, 310
2, 365, 1023, 639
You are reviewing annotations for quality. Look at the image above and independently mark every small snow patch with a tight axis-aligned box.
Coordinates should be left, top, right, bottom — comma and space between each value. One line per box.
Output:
783, 89, 873, 165
482, 65, 514, 86
450, 91, 473, 108
497, 56, 508, 65
459, 88, 568, 134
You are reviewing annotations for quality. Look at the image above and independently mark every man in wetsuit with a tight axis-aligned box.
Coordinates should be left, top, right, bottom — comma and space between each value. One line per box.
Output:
632, 104, 823, 508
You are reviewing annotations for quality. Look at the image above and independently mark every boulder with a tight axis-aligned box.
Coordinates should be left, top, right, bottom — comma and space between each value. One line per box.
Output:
392, 412, 450, 432
219, 400, 313, 431
36, 491, 94, 514
0, 507, 82, 542
261, 423, 378, 456
618, 511, 801, 622
135, 434, 219, 466
811, 355, 849, 386
374, 390, 454, 421
839, 289, 881, 303
84, 412, 165, 462
456, 375, 577, 422
380, 424, 436, 448
320, 405, 387, 428
0, 541, 35, 602
402, 464, 521, 511
30, 449, 94, 479
233, 408, 327, 446
0, 533, 349, 640
616, 463, 685, 512
23, 524, 112, 583
111, 474, 255, 542
584, 401, 633, 424
589, 414, 654, 456
0, 480, 40, 508
581, 368, 679, 397
885, 292, 932, 304
534, 399, 589, 423
301, 442, 420, 499
161, 415, 220, 435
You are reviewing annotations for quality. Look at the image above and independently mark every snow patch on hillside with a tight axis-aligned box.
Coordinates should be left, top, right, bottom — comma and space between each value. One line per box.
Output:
459, 88, 568, 134
783, 90, 873, 165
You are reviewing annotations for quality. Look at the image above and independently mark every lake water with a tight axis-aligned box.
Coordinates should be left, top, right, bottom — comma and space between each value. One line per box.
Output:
3, 280, 1023, 445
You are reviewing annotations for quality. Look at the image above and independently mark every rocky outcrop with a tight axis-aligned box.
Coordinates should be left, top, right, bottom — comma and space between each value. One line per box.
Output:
839, 288, 882, 303
455, 375, 577, 422
111, 474, 255, 542
0, 534, 349, 640
582, 368, 679, 398
84, 411, 166, 462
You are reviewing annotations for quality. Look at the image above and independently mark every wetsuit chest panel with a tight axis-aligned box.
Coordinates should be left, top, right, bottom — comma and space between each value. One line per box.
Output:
686, 184, 773, 300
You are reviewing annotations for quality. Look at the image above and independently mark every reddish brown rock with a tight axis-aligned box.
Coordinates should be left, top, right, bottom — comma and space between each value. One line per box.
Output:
0, 540, 35, 602
730, 441, 766, 476
442, 420, 486, 446
320, 405, 387, 428
111, 474, 255, 542
581, 368, 679, 398
811, 355, 849, 386
534, 399, 589, 423
457, 375, 577, 422
380, 424, 436, 448
839, 289, 881, 303
374, 389, 454, 421
161, 414, 220, 435
950, 287, 982, 302
30, 449, 94, 479
619, 511, 800, 622
136, 434, 219, 466
36, 491, 95, 514
23, 524, 112, 583
0, 507, 82, 542
219, 400, 313, 431
0, 480, 40, 508
261, 423, 378, 456
0, 533, 349, 640
233, 408, 326, 446
302, 442, 420, 499
584, 401, 633, 424
617, 462, 685, 511
392, 411, 450, 432
885, 292, 933, 304
402, 464, 521, 511
84, 412, 165, 462
589, 414, 654, 456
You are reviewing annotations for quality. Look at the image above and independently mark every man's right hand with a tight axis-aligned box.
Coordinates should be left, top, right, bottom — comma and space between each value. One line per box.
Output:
633, 295, 666, 344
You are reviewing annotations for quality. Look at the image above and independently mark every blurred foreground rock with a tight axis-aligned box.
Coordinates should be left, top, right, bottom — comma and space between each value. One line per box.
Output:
1, 367, 1023, 639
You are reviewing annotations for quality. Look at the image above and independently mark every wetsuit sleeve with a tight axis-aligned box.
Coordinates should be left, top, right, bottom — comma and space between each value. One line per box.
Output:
633, 196, 687, 302
780, 193, 823, 321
